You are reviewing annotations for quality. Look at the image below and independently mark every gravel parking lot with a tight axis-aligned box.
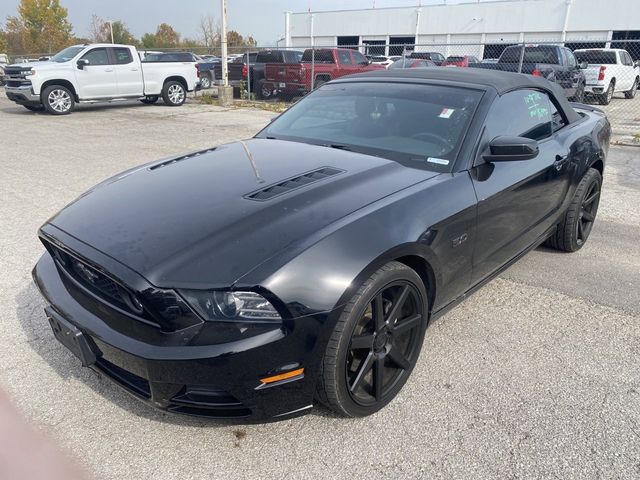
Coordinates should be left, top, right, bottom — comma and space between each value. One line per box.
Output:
1, 95, 639, 479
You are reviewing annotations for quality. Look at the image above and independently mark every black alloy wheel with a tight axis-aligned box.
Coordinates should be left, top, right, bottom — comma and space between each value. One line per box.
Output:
346, 281, 423, 406
546, 167, 602, 252
576, 176, 600, 247
316, 261, 428, 417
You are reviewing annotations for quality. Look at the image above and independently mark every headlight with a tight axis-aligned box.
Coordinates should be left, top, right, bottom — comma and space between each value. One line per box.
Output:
25, 69, 36, 76
179, 290, 282, 323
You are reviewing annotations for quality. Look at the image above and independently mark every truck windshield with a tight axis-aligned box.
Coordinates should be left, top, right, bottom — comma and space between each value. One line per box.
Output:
500, 46, 560, 64
50, 46, 84, 63
574, 51, 616, 64
257, 82, 482, 171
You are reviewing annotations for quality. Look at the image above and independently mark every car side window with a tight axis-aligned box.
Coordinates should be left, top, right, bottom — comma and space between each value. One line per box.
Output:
565, 49, 577, 68
549, 99, 566, 133
352, 51, 369, 65
485, 89, 553, 142
80, 48, 109, 66
622, 52, 633, 66
338, 51, 352, 65
113, 48, 133, 65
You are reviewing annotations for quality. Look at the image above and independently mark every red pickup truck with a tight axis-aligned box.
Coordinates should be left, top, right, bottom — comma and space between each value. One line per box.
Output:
263, 48, 384, 97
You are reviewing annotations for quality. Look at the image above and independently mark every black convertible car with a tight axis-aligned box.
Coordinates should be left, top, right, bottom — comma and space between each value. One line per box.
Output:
33, 68, 610, 421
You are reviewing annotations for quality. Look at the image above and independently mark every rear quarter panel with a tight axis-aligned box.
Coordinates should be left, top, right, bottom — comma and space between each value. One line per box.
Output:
141, 62, 198, 94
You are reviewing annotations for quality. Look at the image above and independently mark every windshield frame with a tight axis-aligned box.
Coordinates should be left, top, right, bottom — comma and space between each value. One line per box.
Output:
50, 46, 85, 63
255, 80, 485, 173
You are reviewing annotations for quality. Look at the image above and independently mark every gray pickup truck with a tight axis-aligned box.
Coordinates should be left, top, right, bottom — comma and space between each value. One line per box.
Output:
471, 45, 587, 101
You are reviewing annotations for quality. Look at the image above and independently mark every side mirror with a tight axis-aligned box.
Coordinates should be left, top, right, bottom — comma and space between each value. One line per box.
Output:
635, 60, 640, 68
483, 136, 539, 162
579, 61, 588, 69
76, 58, 89, 69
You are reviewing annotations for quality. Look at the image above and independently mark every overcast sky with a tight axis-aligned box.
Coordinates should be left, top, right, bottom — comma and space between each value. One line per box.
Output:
0, 0, 488, 46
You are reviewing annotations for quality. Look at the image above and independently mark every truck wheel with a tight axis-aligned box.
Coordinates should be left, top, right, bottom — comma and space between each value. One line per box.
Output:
624, 77, 638, 99
200, 74, 212, 89
545, 168, 601, 252
571, 82, 585, 103
257, 80, 273, 100
162, 81, 186, 106
140, 95, 159, 104
42, 85, 75, 115
598, 81, 614, 105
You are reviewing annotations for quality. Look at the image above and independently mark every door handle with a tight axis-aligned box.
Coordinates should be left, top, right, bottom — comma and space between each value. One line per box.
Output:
104, 68, 114, 72
131, 68, 139, 71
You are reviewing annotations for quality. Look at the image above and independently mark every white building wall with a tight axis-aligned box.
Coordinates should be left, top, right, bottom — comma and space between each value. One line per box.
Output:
287, 0, 640, 47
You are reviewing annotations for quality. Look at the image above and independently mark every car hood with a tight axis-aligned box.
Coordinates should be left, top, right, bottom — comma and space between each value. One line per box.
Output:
48, 139, 438, 288
8, 60, 57, 69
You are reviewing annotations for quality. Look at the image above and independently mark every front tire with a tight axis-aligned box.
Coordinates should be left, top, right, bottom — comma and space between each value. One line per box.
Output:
316, 261, 428, 417
162, 81, 186, 106
42, 85, 75, 115
546, 168, 602, 252
624, 77, 638, 99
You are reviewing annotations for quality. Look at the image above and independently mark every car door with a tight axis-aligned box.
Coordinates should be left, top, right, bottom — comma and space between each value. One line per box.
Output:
470, 89, 573, 284
351, 51, 371, 72
619, 51, 634, 90
336, 50, 354, 76
111, 47, 143, 97
74, 47, 117, 99
563, 48, 582, 97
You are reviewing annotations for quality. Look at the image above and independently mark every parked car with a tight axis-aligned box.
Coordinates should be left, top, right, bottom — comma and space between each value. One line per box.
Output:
388, 58, 436, 69
142, 51, 217, 89
33, 68, 609, 422
263, 48, 384, 97
251, 49, 303, 98
442, 55, 481, 67
408, 51, 446, 65
574, 48, 639, 105
367, 55, 401, 68
0, 53, 8, 86
211, 54, 256, 90
471, 45, 587, 101
3, 44, 199, 114
482, 58, 499, 64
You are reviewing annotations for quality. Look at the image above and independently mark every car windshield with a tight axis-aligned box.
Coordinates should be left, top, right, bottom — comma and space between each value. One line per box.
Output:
50, 46, 84, 63
257, 82, 482, 171
574, 51, 616, 64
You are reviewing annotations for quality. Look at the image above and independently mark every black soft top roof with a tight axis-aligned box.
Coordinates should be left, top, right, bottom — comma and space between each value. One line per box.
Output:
342, 68, 581, 123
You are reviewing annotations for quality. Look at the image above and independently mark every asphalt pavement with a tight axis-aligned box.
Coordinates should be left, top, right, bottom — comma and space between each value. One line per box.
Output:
1, 95, 639, 479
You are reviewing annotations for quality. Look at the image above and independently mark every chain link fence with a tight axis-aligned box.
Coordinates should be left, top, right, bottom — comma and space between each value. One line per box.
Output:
4, 39, 639, 134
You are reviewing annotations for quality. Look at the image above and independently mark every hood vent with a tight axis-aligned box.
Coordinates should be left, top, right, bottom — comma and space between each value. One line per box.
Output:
149, 147, 217, 171
244, 167, 344, 201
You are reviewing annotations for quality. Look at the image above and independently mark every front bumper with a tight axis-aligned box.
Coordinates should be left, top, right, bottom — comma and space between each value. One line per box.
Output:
33, 252, 335, 422
5, 84, 41, 104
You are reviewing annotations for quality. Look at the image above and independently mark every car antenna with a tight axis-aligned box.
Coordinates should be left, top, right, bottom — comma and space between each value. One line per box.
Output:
239, 140, 265, 183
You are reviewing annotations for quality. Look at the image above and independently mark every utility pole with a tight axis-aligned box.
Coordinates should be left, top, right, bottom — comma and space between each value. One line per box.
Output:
221, 0, 228, 87
218, 0, 233, 105
108, 20, 114, 44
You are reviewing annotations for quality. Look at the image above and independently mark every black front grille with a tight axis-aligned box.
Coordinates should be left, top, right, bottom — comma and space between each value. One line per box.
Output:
244, 167, 344, 201
47, 243, 144, 317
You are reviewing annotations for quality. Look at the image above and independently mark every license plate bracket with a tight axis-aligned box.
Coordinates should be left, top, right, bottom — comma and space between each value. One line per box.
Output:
46, 309, 97, 367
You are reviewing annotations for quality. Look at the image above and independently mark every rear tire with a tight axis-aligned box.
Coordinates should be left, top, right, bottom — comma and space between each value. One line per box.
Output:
624, 77, 638, 99
256, 80, 273, 100
316, 261, 428, 417
161, 81, 186, 106
598, 81, 614, 105
545, 168, 602, 252
42, 85, 75, 115
313, 78, 327, 90
200, 74, 212, 89
140, 95, 159, 104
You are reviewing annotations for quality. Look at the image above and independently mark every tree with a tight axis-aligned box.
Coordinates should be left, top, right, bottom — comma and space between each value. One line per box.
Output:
199, 15, 219, 49
140, 32, 157, 49
227, 30, 257, 49
0, 27, 8, 53
6, 0, 73, 54
87, 14, 104, 43
87, 15, 138, 46
154, 23, 180, 48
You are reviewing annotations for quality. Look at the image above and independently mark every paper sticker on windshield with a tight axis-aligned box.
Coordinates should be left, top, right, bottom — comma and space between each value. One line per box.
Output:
427, 157, 449, 165
439, 108, 455, 119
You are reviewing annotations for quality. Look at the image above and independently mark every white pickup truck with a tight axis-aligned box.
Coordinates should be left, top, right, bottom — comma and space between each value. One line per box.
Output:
574, 48, 640, 105
3, 43, 200, 114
